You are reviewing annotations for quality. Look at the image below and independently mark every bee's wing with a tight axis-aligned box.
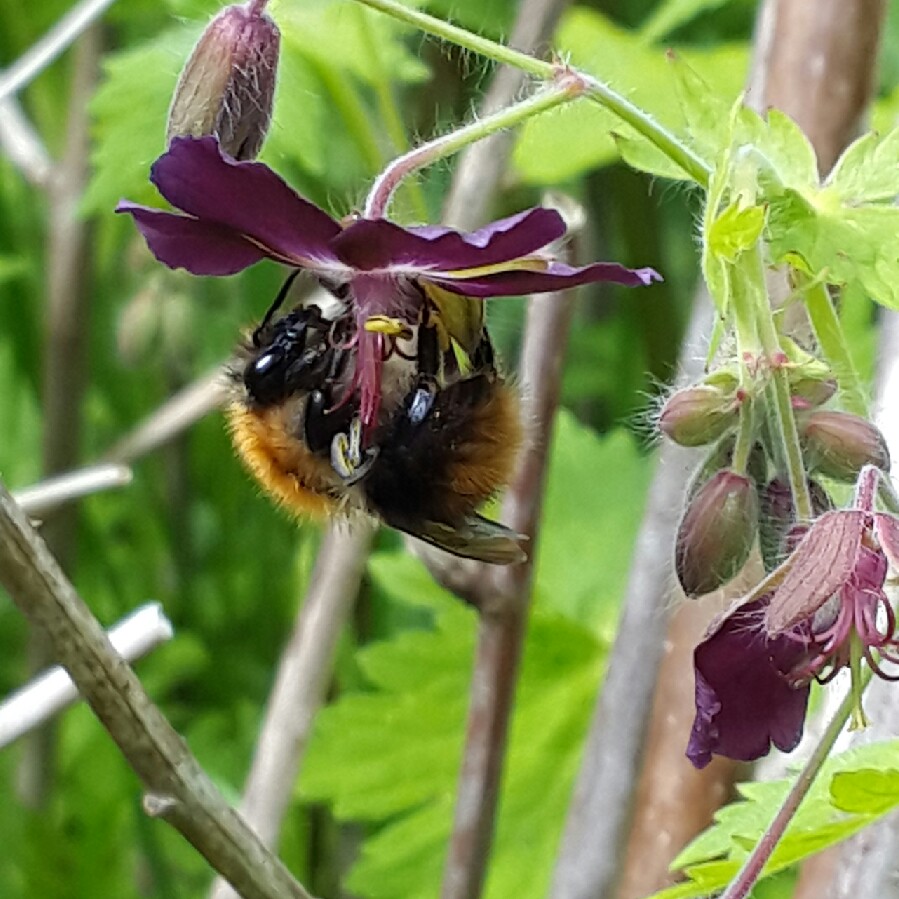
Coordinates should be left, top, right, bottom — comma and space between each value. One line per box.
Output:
391, 513, 527, 565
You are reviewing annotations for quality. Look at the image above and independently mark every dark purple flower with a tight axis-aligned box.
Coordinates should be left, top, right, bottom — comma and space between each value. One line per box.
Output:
117, 136, 660, 434
687, 597, 811, 769
688, 465, 899, 768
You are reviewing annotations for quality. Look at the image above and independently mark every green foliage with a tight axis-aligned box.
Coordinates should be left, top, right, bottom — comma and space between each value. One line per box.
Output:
86, 0, 430, 217
648, 741, 899, 899
514, 7, 748, 183
639, 0, 740, 44
300, 414, 648, 897
6, 0, 899, 895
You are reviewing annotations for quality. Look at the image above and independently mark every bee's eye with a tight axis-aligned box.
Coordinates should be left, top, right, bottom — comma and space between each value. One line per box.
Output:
245, 349, 288, 404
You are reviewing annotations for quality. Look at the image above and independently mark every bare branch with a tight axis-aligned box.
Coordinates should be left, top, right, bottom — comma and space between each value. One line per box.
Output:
441, 0, 572, 229
0, 0, 120, 103
208, 521, 374, 899
0, 602, 173, 748
21, 23, 101, 808
0, 97, 53, 188
105, 367, 229, 463
13, 463, 133, 517
0, 481, 316, 899
550, 291, 715, 899
442, 281, 575, 899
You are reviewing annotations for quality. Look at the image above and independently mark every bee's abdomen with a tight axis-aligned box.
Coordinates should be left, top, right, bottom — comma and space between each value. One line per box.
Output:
364, 374, 522, 526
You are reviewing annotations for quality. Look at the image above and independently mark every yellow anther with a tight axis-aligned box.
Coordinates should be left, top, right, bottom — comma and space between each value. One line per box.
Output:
363, 315, 413, 339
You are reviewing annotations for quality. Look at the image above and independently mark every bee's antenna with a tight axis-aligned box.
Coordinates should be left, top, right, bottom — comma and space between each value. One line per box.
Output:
252, 269, 301, 346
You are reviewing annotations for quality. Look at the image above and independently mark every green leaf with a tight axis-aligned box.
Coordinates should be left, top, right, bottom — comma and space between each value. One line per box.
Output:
301, 416, 649, 897
639, 0, 739, 44
301, 604, 604, 899
747, 107, 819, 189
613, 133, 694, 180
647, 741, 899, 899
278, 1, 429, 87
831, 768, 899, 814
766, 189, 899, 309
535, 415, 651, 633
513, 8, 747, 184
707, 201, 765, 261
826, 126, 899, 203
0, 255, 28, 285
84, 27, 195, 215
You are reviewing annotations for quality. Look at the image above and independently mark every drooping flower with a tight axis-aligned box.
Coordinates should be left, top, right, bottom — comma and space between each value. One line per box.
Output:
117, 136, 660, 436
687, 465, 899, 768
687, 596, 811, 769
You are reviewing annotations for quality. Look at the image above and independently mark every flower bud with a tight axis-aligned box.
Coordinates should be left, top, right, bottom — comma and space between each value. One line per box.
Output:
800, 411, 890, 482
167, 2, 280, 160
758, 476, 832, 572
659, 385, 738, 447
790, 377, 837, 410
676, 470, 758, 597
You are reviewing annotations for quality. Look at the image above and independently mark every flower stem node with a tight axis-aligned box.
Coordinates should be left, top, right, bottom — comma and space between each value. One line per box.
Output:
166, 2, 280, 161
675, 469, 758, 598
659, 384, 739, 447
800, 410, 891, 482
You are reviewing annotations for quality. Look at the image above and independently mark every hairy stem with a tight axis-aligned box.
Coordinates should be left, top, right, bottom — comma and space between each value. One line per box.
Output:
350, 0, 711, 186
365, 77, 583, 218
721, 670, 873, 899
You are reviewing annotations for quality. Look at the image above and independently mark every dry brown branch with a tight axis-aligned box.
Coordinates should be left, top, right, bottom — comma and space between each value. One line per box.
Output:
0, 97, 52, 187
441, 282, 575, 899
550, 291, 715, 899
20, 25, 100, 808
208, 521, 375, 899
590, 2, 888, 897
0, 481, 316, 899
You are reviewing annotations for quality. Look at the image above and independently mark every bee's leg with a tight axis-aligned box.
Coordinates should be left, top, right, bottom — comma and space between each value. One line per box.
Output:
405, 320, 440, 425
330, 416, 378, 485
469, 328, 497, 375
251, 269, 302, 347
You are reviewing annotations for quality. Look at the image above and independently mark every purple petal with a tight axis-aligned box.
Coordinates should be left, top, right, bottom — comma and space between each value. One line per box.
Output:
874, 513, 899, 573
116, 202, 267, 275
331, 208, 566, 272
149, 136, 342, 266
764, 510, 866, 634
428, 261, 662, 297
687, 597, 810, 769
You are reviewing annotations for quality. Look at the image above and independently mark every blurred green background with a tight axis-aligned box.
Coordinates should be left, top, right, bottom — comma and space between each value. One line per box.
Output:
0, 0, 893, 895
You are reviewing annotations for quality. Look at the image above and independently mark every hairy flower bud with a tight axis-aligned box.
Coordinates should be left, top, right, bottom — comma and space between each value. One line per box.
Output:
676, 470, 758, 597
659, 385, 738, 447
167, 2, 280, 160
800, 411, 891, 481
758, 476, 833, 572
790, 377, 837, 410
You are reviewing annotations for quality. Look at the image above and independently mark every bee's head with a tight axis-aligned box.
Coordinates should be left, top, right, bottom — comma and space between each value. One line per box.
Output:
244, 305, 338, 407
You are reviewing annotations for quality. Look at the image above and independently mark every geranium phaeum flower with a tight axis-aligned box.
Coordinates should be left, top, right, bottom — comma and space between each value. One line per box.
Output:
116, 136, 660, 433
688, 465, 899, 768
687, 596, 811, 769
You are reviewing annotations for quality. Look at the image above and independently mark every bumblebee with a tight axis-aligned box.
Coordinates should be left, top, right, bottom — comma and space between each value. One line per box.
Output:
226, 278, 525, 563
